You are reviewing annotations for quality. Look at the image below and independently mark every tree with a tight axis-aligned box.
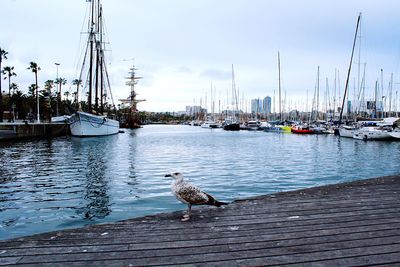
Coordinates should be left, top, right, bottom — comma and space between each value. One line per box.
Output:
43, 80, 54, 119
9, 83, 18, 120
28, 84, 37, 98
54, 77, 67, 116
27, 62, 41, 122
11, 89, 25, 119
2, 66, 16, 95
64, 91, 70, 101
0, 47, 8, 122
10, 83, 18, 94
2, 66, 17, 121
72, 79, 82, 101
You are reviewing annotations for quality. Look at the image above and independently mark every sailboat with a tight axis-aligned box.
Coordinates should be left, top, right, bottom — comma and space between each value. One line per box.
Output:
337, 13, 361, 138
275, 52, 291, 133
69, 0, 119, 137
223, 65, 240, 131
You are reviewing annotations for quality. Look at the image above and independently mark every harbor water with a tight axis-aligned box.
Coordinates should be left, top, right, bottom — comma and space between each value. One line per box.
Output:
1, 124, 400, 240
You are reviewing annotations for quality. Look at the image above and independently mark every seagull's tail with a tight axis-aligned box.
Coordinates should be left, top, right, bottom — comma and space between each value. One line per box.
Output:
205, 192, 229, 207
214, 200, 228, 207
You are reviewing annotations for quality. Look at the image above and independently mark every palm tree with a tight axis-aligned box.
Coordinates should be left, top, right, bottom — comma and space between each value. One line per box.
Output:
11, 89, 25, 119
0, 47, 8, 122
27, 62, 41, 122
10, 83, 18, 95
28, 84, 37, 98
72, 78, 82, 108
64, 91, 70, 101
2, 66, 16, 95
9, 83, 18, 121
2, 66, 16, 121
55, 77, 67, 116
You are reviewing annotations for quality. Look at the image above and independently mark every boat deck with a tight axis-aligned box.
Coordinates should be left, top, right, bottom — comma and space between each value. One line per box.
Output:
1, 175, 399, 266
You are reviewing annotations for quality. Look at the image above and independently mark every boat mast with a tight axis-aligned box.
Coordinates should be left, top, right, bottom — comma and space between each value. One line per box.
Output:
317, 65, 320, 121
99, 4, 104, 114
339, 13, 361, 124
87, 0, 96, 114
278, 52, 282, 121
94, 0, 100, 114
231, 64, 236, 121
374, 80, 378, 118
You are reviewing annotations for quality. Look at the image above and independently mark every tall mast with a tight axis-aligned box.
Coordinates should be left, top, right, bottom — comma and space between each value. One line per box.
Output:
374, 80, 378, 118
334, 69, 337, 119
231, 64, 236, 120
389, 72, 393, 116
339, 13, 361, 124
99, 4, 104, 114
381, 68, 384, 118
88, 0, 95, 114
278, 52, 282, 121
317, 66, 320, 120
94, 0, 100, 114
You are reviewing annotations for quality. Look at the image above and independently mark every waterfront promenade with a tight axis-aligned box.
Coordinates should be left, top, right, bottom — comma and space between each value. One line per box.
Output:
0, 121, 69, 140
0, 175, 399, 266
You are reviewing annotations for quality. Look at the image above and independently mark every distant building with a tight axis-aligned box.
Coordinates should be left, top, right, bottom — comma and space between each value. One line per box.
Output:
251, 99, 262, 114
263, 96, 272, 114
347, 100, 352, 114
185, 106, 203, 116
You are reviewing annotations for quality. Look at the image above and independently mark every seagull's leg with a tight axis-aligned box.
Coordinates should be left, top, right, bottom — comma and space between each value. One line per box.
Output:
182, 204, 192, 221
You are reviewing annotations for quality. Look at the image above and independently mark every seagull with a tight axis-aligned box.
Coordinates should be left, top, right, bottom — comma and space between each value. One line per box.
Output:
165, 172, 228, 221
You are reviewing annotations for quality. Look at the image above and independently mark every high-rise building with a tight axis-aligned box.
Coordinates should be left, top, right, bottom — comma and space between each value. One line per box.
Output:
263, 96, 272, 114
185, 106, 203, 116
251, 99, 261, 114
347, 100, 352, 114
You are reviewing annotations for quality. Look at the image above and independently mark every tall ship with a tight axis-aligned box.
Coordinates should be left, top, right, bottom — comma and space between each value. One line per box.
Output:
69, 0, 119, 137
119, 66, 145, 128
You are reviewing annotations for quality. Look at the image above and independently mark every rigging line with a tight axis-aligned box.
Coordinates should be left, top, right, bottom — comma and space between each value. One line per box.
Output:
74, 3, 91, 78
101, 8, 113, 65
78, 41, 90, 86
103, 57, 115, 108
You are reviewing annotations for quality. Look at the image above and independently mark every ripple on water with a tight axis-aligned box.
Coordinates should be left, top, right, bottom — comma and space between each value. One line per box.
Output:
1, 125, 400, 239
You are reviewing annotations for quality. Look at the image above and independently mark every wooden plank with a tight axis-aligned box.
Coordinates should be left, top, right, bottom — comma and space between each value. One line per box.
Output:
8, 204, 399, 245
0, 175, 399, 266
0, 256, 22, 266
12, 231, 400, 264
235, 244, 400, 266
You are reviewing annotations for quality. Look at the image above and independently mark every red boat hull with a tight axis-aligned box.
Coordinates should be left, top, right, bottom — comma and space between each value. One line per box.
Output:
291, 128, 314, 134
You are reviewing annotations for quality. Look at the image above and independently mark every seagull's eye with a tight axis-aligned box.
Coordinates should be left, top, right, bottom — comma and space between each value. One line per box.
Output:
174, 172, 179, 175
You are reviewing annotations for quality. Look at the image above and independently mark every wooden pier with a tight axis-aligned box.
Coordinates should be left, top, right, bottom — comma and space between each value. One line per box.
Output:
0, 122, 69, 141
1, 175, 399, 266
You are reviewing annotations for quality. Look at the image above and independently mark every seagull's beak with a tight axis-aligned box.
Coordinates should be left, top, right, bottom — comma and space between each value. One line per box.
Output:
164, 174, 172, 178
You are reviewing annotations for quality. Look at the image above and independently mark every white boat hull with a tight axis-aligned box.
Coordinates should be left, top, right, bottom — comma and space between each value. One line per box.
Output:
338, 127, 356, 138
353, 127, 392, 140
388, 128, 400, 139
69, 111, 119, 137
201, 121, 219, 128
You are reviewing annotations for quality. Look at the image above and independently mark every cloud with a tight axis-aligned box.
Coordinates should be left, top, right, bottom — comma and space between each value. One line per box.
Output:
200, 69, 231, 81
176, 66, 192, 74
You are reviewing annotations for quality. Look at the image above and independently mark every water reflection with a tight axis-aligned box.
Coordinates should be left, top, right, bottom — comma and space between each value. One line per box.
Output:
1, 125, 400, 240
71, 138, 112, 220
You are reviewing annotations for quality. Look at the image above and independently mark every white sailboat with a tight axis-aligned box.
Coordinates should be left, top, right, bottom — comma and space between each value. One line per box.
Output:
69, 0, 119, 137
389, 128, 400, 139
338, 124, 358, 138
353, 117, 399, 140
353, 126, 392, 140
70, 111, 119, 137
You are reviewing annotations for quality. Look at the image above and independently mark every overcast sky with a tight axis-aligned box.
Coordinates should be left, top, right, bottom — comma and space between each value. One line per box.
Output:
2, 0, 400, 112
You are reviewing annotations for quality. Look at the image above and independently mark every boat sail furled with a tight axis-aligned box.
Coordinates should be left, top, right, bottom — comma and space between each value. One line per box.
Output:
69, 0, 119, 137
